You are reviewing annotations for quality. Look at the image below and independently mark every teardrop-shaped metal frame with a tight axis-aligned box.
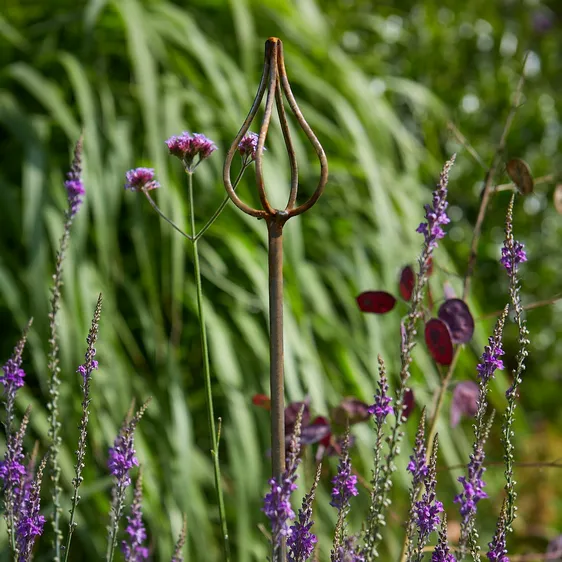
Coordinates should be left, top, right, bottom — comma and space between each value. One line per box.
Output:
223, 37, 328, 224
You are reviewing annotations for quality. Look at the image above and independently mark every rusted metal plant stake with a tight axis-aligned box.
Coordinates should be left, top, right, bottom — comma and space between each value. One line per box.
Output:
224, 37, 328, 559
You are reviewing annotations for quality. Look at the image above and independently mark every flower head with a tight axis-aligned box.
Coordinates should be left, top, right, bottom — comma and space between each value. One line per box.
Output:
65, 137, 85, 218
238, 132, 262, 165
487, 508, 509, 562
165, 132, 217, 171
125, 168, 160, 192
121, 471, 149, 561
416, 156, 456, 252
368, 356, 393, 422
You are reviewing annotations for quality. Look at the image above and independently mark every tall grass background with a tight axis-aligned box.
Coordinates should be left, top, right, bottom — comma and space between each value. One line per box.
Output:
1, 0, 561, 560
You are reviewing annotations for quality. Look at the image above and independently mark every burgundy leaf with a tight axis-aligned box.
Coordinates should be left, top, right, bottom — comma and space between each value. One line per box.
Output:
285, 398, 311, 435
331, 397, 371, 426
425, 318, 454, 365
356, 291, 397, 314
300, 416, 331, 446
438, 298, 475, 344
399, 265, 415, 301
403, 388, 415, 420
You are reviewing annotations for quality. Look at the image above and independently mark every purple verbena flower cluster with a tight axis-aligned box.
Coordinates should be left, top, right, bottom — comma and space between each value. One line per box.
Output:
122, 473, 149, 561
124, 168, 160, 192
416, 155, 455, 252
368, 368, 392, 422
238, 132, 262, 165
165, 132, 217, 171
500, 240, 527, 276
65, 137, 85, 218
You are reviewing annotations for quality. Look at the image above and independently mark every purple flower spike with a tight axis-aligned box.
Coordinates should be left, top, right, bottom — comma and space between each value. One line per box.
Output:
165, 132, 217, 172
330, 435, 358, 511
287, 464, 321, 562
238, 132, 263, 165
477, 329, 505, 383
487, 508, 509, 562
416, 156, 455, 252
263, 407, 304, 549
407, 416, 428, 487
432, 519, 456, 562
125, 168, 160, 192
368, 356, 392, 422
122, 471, 149, 561
450, 381, 479, 428
65, 137, 85, 218
108, 426, 139, 488
500, 240, 527, 276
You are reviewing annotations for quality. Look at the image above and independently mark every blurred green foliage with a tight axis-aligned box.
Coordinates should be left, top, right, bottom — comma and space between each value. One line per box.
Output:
0, 0, 561, 560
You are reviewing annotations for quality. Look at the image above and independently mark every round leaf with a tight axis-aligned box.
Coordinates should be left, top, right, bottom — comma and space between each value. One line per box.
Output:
438, 298, 475, 344
425, 318, 454, 365
356, 291, 397, 314
506, 158, 534, 195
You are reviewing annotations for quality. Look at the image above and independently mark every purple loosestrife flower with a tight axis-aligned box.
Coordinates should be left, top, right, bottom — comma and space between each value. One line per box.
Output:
500, 241, 527, 276
125, 168, 160, 192
165, 132, 217, 172
330, 435, 358, 511
287, 463, 321, 562
416, 156, 456, 252
122, 470, 149, 561
16, 456, 47, 562
368, 364, 392, 422
65, 137, 85, 218
263, 406, 304, 549
407, 415, 428, 487
477, 336, 505, 382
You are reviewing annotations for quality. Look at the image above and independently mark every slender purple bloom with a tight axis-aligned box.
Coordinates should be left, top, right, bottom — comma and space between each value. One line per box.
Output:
332, 536, 366, 562
65, 137, 85, 218
487, 512, 509, 562
16, 456, 47, 562
330, 437, 358, 511
416, 156, 455, 251
432, 520, 456, 562
125, 168, 160, 192
108, 424, 139, 488
263, 408, 304, 547
165, 132, 217, 171
368, 368, 392, 422
287, 465, 321, 562
238, 132, 263, 165
122, 472, 149, 561
477, 338, 505, 382
500, 240, 527, 276
407, 417, 428, 487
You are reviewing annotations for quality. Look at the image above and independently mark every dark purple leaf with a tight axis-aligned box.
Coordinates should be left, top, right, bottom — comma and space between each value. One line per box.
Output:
299, 417, 331, 445
425, 318, 454, 365
438, 298, 475, 344
399, 266, 415, 301
451, 381, 479, 427
403, 388, 415, 420
285, 398, 311, 435
356, 291, 396, 314
331, 397, 371, 426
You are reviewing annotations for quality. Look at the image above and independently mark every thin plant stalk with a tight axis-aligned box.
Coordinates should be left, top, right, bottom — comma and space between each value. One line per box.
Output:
186, 170, 230, 562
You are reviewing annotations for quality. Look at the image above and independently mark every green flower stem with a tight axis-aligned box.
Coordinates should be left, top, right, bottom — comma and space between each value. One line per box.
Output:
187, 171, 230, 562
194, 163, 248, 242
143, 192, 193, 242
